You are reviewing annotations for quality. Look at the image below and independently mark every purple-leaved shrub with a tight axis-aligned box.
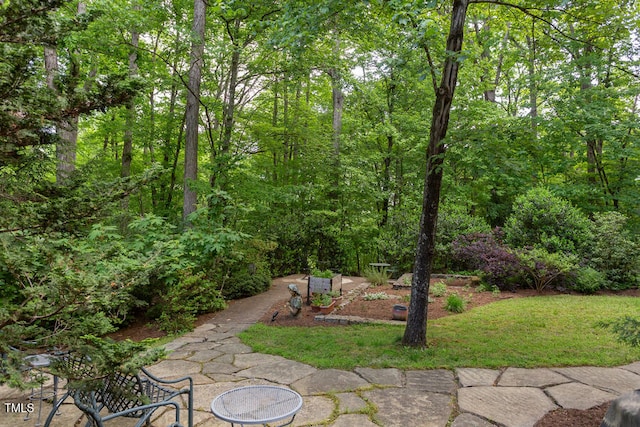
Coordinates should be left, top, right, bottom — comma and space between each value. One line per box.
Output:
452, 229, 525, 290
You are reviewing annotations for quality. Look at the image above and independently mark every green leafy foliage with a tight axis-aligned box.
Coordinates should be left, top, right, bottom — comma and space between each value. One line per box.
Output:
444, 293, 466, 313
600, 317, 640, 348
504, 187, 592, 254
517, 248, 578, 292
571, 267, 606, 294
430, 281, 447, 297
586, 212, 639, 289
364, 267, 391, 286
435, 204, 491, 271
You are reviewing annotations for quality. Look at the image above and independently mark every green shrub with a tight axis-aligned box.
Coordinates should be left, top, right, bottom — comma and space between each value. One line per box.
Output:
504, 187, 592, 254
155, 270, 226, 333
571, 267, 606, 294
518, 248, 578, 292
430, 281, 448, 297
444, 293, 466, 313
587, 212, 639, 289
364, 267, 390, 286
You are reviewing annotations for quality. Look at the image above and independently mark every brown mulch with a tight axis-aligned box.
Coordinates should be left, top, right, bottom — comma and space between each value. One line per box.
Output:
535, 402, 610, 427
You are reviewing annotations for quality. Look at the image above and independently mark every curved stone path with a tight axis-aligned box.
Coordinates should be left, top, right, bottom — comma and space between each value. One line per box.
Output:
2, 275, 640, 427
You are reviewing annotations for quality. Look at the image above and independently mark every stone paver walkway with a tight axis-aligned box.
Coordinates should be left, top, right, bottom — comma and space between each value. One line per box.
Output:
2, 275, 640, 427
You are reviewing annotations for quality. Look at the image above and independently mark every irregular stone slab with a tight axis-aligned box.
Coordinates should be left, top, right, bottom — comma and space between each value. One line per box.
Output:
188, 373, 217, 385
451, 413, 496, 427
406, 369, 456, 394
365, 388, 452, 427
331, 414, 378, 427
146, 359, 201, 377
336, 392, 368, 412
620, 362, 640, 376
166, 349, 195, 360
193, 331, 235, 342
233, 352, 289, 368
236, 359, 317, 384
499, 368, 571, 387
193, 379, 280, 412
354, 367, 403, 387
180, 341, 220, 352
546, 382, 617, 410
152, 406, 213, 427
602, 389, 640, 427
458, 387, 557, 427
552, 367, 640, 394
291, 369, 370, 395
289, 395, 334, 426
214, 353, 235, 364
163, 336, 205, 352
456, 368, 500, 387
216, 342, 253, 355
187, 349, 223, 362
202, 361, 241, 375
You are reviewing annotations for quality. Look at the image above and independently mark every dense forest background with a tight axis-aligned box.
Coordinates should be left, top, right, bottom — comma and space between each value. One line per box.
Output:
1, 0, 639, 359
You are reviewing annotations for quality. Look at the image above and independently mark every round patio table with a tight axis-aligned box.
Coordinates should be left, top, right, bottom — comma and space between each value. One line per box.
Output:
210, 385, 303, 427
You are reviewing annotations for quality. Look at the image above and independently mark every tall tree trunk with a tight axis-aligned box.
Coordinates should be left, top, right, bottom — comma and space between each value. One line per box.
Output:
44, 45, 78, 185
526, 25, 538, 137
183, 0, 206, 222
121, 3, 139, 225
329, 25, 343, 198
214, 19, 241, 191
403, 0, 469, 348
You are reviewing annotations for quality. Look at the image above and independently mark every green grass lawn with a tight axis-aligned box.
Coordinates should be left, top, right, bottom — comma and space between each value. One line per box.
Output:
239, 295, 640, 370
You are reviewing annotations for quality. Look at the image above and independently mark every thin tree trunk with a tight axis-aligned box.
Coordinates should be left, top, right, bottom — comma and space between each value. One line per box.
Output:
403, 0, 469, 348
183, 0, 206, 222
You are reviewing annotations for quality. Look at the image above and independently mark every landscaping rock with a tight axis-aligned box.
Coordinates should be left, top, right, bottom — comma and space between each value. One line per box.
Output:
601, 390, 640, 427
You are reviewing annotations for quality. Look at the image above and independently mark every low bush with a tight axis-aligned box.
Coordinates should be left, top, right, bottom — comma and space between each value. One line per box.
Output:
518, 248, 577, 292
452, 230, 525, 290
363, 292, 390, 301
571, 267, 606, 294
444, 293, 466, 313
430, 281, 448, 297
364, 267, 390, 286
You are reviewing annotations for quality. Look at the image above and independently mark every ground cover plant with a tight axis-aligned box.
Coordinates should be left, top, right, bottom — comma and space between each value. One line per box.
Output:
240, 295, 640, 370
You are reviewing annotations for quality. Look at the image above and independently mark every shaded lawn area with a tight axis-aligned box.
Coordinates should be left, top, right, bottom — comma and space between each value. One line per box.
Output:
239, 295, 640, 370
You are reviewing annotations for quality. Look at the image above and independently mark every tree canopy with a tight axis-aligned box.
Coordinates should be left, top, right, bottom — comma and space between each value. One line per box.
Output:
1, 0, 639, 368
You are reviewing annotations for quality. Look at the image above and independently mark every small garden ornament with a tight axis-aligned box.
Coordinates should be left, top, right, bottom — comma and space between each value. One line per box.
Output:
287, 284, 303, 317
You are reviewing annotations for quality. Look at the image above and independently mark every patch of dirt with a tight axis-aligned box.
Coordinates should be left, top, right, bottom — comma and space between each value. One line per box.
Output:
260, 278, 559, 327
534, 402, 610, 427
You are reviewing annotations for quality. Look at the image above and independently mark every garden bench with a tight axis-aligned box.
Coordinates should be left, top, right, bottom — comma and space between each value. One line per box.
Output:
44, 353, 193, 427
